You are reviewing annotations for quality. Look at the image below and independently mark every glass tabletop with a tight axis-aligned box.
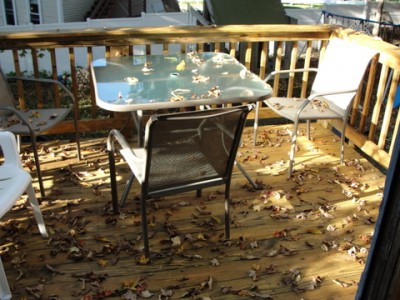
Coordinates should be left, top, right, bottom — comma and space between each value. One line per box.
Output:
91, 52, 271, 112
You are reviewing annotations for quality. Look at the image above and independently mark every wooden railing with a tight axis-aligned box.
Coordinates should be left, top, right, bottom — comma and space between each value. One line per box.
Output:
0, 24, 398, 169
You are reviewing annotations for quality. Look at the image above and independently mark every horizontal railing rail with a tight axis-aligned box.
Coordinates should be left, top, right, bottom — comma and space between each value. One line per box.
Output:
0, 24, 398, 169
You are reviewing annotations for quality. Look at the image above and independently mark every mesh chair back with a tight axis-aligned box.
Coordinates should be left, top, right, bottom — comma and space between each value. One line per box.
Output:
0, 67, 16, 118
143, 105, 252, 196
311, 38, 378, 113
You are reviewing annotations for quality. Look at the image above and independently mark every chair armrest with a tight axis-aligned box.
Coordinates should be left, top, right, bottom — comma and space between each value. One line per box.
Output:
0, 105, 36, 136
308, 89, 358, 100
107, 129, 143, 164
0, 131, 22, 167
293, 88, 358, 120
265, 68, 319, 82
6, 76, 76, 105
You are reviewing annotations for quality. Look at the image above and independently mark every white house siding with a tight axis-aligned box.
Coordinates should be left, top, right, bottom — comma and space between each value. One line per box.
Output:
0, 12, 195, 74
15, 0, 29, 25
41, 0, 59, 24
63, 0, 96, 22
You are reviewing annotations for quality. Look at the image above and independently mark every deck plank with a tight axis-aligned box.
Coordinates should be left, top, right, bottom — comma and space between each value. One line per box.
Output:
0, 122, 385, 299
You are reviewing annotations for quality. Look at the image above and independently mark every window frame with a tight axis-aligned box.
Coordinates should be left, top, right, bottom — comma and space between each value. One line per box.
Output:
29, 0, 41, 24
3, 0, 16, 25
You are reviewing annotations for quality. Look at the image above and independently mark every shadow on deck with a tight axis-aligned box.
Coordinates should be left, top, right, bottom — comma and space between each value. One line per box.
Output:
0, 122, 386, 299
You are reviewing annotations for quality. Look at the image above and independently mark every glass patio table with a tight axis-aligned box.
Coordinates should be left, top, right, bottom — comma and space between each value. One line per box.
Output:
91, 52, 271, 112
91, 52, 272, 189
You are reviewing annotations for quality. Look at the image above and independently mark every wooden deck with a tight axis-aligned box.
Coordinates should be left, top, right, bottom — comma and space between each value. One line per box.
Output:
1, 121, 386, 299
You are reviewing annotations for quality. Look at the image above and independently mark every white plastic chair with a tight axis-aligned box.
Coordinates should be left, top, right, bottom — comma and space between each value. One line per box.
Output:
254, 38, 378, 177
0, 131, 48, 299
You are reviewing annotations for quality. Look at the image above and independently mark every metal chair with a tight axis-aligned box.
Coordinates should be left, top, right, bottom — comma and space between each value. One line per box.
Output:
254, 38, 378, 177
0, 131, 48, 299
107, 104, 253, 257
0, 67, 81, 198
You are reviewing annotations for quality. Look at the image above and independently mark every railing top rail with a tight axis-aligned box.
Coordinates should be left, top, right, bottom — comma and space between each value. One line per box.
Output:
0, 24, 333, 50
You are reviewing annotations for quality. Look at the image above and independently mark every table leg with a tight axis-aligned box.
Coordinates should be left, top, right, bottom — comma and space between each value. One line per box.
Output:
131, 110, 143, 147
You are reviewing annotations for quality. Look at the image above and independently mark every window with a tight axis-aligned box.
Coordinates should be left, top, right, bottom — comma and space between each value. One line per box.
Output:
29, 0, 40, 24
4, 0, 15, 25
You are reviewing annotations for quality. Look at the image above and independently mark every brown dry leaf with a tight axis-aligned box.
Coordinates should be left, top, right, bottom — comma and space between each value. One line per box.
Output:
200, 276, 213, 290
326, 224, 336, 232
25, 283, 44, 299
249, 291, 273, 299
265, 264, 278, 274
140, 290, 154, 298
240, 255, 260, 260
95, 236, 112, 243
29, 111, 41, 118
97, 259, 108, 266
122, 290, 137, 300
333, 279, 353, 288
137, 255, 150, 265
210, 258, 220, 266
45, 264, 65, 275
293, 276, 323, 293
248, 270, 260, 281
171, 236, 182, 247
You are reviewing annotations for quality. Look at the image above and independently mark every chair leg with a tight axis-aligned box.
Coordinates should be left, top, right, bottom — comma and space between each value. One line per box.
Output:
72, 105, 82, 161
306, 120, 311, 140
253, 101, 261, 145
31, 138, 46, 198
235, 161, 259, 189
120, 173, 135, 207
224, 184, 231, 240
141, 195, 150, 258
26, 184, 48, 238
288, 120, 300, 177
0, 258, 12, 300
340, 122, 347, 164
108, 149, 120, 214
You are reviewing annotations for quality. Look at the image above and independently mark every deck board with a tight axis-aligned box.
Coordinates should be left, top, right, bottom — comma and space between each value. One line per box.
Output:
0, 122, 385, 299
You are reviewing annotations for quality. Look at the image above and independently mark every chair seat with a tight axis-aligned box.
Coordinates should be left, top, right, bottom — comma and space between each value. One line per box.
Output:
1, 108, 71, 135
265, 97, 343, 121
120, 144, 220, 193
0, 165, 31, 217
